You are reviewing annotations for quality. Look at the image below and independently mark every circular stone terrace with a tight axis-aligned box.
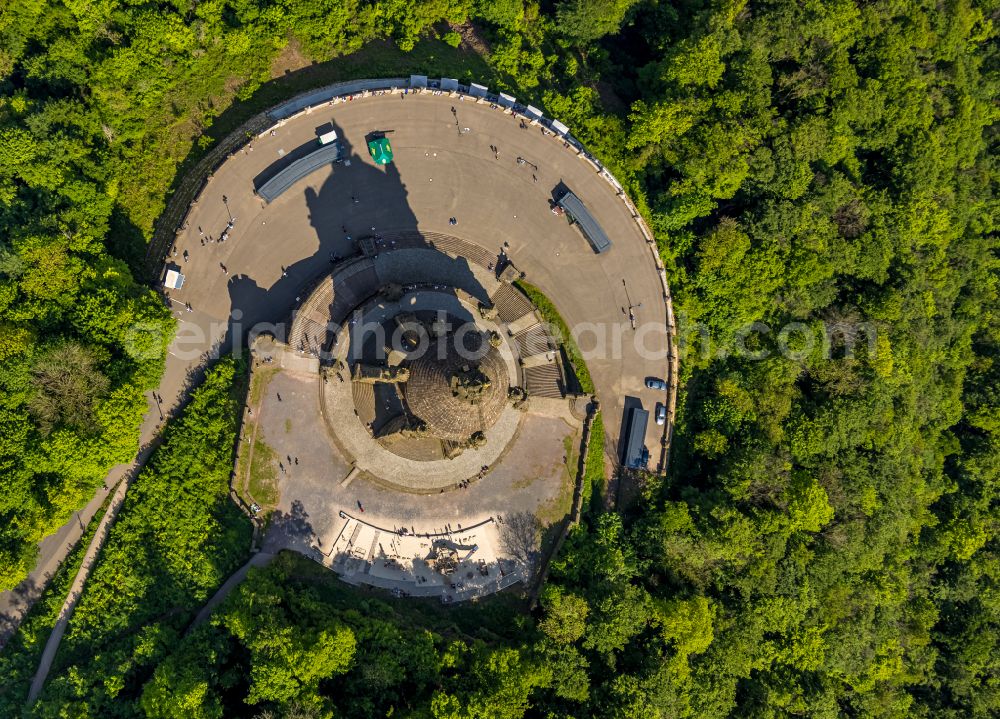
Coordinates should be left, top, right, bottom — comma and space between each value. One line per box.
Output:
157, 78, 676, 601
320, 282, 530, 492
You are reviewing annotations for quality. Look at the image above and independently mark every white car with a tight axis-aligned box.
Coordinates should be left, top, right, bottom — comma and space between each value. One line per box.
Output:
655, 403, 666, 425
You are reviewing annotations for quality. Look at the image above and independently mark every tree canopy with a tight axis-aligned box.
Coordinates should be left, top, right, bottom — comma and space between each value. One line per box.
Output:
0, 0, 997, 717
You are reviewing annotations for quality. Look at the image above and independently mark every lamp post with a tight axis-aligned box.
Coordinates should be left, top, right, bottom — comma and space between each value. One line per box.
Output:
222, 194, 232, 221
622, 279, 641, 330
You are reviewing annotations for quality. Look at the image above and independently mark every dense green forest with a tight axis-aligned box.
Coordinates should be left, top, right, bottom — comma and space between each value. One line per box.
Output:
1, 0, 997, 717
0, 357, 251, 715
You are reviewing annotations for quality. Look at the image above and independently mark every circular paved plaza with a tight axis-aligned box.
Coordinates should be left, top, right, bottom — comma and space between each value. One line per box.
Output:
159, 82, 674, 600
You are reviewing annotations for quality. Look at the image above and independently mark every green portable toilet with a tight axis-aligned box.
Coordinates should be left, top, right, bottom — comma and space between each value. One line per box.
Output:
368, 137, 393, 165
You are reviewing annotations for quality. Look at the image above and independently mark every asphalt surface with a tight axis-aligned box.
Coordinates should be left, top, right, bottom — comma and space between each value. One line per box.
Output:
166, 93, 669, 462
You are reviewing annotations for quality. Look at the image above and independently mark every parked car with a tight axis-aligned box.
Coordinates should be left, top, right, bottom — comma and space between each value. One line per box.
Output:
645, 377, 667, 390
655, 403, 667, 425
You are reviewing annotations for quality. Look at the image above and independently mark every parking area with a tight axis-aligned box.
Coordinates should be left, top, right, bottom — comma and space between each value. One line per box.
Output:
162, 90, 671, 473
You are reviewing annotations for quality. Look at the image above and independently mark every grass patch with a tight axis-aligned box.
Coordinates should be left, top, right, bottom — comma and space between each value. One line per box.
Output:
514, 281, 595, 394
284, 418, 292, 433
248, 437, 280, 508
563, 434, 576, 464
511, 474, 539, 490
248, 365, 278, 409
238, 365, 281, 508
536, 476, 576, 526
535, 431, 580, 526
582, 411, 605, 514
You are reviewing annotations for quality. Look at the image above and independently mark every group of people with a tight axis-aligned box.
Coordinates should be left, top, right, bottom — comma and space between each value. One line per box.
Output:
456, 464, 491, 490
196, 214, 237, 248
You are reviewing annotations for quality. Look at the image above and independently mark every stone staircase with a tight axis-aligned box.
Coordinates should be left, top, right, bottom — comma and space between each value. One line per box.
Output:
351, 382, 377, 427
417, 230, 498, 268
490, 283, 534, 324
524, 363, 565, 399
286, 258, 379, 355
374, 230, 498, 269
514, 325, 554, 357
287, 277, 335, 355
329, 263, 379, 323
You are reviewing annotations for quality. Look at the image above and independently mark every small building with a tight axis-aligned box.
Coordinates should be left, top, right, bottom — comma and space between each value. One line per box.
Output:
622, 407, 649, 469
256, 142, 342, 203
557, 191, 612, 254
163, 267, 185, 289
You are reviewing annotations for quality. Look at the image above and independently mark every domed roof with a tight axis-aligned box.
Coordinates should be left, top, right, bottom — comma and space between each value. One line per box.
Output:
403, 332, 509, 442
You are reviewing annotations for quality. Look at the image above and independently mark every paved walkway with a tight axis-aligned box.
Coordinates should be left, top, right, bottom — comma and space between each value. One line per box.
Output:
189, 552, 275, 629
325, 375, 524, 491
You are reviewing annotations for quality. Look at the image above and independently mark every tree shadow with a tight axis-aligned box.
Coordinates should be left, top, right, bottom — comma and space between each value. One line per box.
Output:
0, 576, 44, 650
498, 511, 542, 571
262, 500, 318, 557
218, 118, 491, 363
